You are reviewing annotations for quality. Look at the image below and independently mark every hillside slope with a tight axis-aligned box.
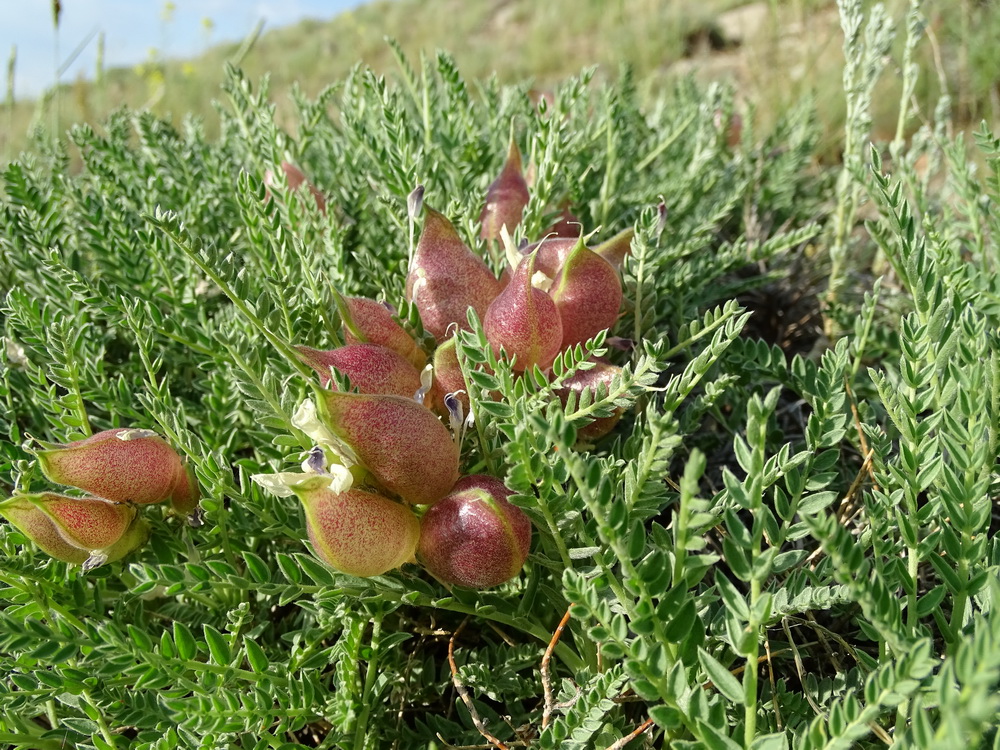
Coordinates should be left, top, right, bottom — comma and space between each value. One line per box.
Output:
2, 0, 998, 159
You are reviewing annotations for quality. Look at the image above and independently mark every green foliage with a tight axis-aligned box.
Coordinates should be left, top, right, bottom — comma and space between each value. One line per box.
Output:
1, 16, 999, 750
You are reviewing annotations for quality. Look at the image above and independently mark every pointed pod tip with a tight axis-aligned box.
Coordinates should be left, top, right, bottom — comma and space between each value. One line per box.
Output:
504, 138, 523, 172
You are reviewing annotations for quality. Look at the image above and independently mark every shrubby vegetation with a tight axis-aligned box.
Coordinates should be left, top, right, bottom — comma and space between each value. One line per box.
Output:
0, 0, 998, 748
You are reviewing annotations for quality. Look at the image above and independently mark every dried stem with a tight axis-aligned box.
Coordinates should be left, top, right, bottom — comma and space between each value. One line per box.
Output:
604, 717, 654, 750
764, 634, 782, 731
449, 619, 510, 750
834, 448, 874, 523
781, 618, 825, 718
542, 606, 573, 729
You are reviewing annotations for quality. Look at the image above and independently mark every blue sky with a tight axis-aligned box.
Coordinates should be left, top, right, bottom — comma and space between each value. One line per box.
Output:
1, 0, 367, 98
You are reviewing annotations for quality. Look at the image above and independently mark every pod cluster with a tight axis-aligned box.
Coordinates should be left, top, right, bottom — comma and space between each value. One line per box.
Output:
1, 429, 198, 570
265, 141, 634, 588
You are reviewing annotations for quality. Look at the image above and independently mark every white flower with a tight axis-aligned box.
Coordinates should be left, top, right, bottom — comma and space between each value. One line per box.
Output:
251, 463, 353, 499
292, 399, 356, 465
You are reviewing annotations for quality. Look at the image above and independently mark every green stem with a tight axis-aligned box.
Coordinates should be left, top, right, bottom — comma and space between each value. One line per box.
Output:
294, 236, 341, 344
893, 534, 920, 736
744, 399, 769, 746
744, 577, 761, 746
420, 54, 432, 153
81, 688, 116, 746
164, 652, 289, 686
44, 700, 58, 732
338, 585, 584, 671
598, 95, 617, 229
671, 461, 693, 586
989, 351, 999, 458
635, 111, 696, 171
632, 229, 648, 349
158, 328, 216, 357
59, 327, 91, 437
2, 573, 90, 633
561, 355, 661, 423
563, 449, 677, 663
352, 611, 383, 750
849, 282, 881, 380
223, 342, 309, 446
537, 499, 573, 571
128, 311, 240, 572
148, 243, 179, 301
660, 305, 742, 361
948, 559, 969, 640
455, 338, 501, 478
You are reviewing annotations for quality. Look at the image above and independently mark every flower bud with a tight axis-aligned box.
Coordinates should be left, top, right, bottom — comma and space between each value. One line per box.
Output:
294, 479, 420, 577
555, 359, 624, 441
480, 139, 530, 241
35, 428, 189, 506
483, 250, 562, 372
417, 475, 531, 588
405, 207, 502, 342
319, 391, 459, 506
407, 184, 425, 222
338, 295, 427, 371
0, 493, 139, 567
549, 238, 622, 350
295, 343, 424, 399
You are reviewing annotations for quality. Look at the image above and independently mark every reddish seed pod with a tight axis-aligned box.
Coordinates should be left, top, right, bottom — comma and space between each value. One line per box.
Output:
295, 484, 420, 577
523, 228, 633, 278
295, 343, 424, 399
549, 239, 622, 350
480, 139, 530, 241
405, 207, 502, 342
483, 250, 562, 373
555, 359, 624, 441
0, 497, 89, 564
319, 391, 459, 506
592, 228, 634, 271
34, 493, 135, 550
418, 475, 532, 588
35, 428, 191, 506
339, 295, 427, 371
520, 236, 579, 280
543, 206, 583, 239
0, 493, 148, 567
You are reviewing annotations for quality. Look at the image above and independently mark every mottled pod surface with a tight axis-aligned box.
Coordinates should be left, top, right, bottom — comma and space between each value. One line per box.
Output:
418, 475, 532, 588
298, 486, 420, 577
